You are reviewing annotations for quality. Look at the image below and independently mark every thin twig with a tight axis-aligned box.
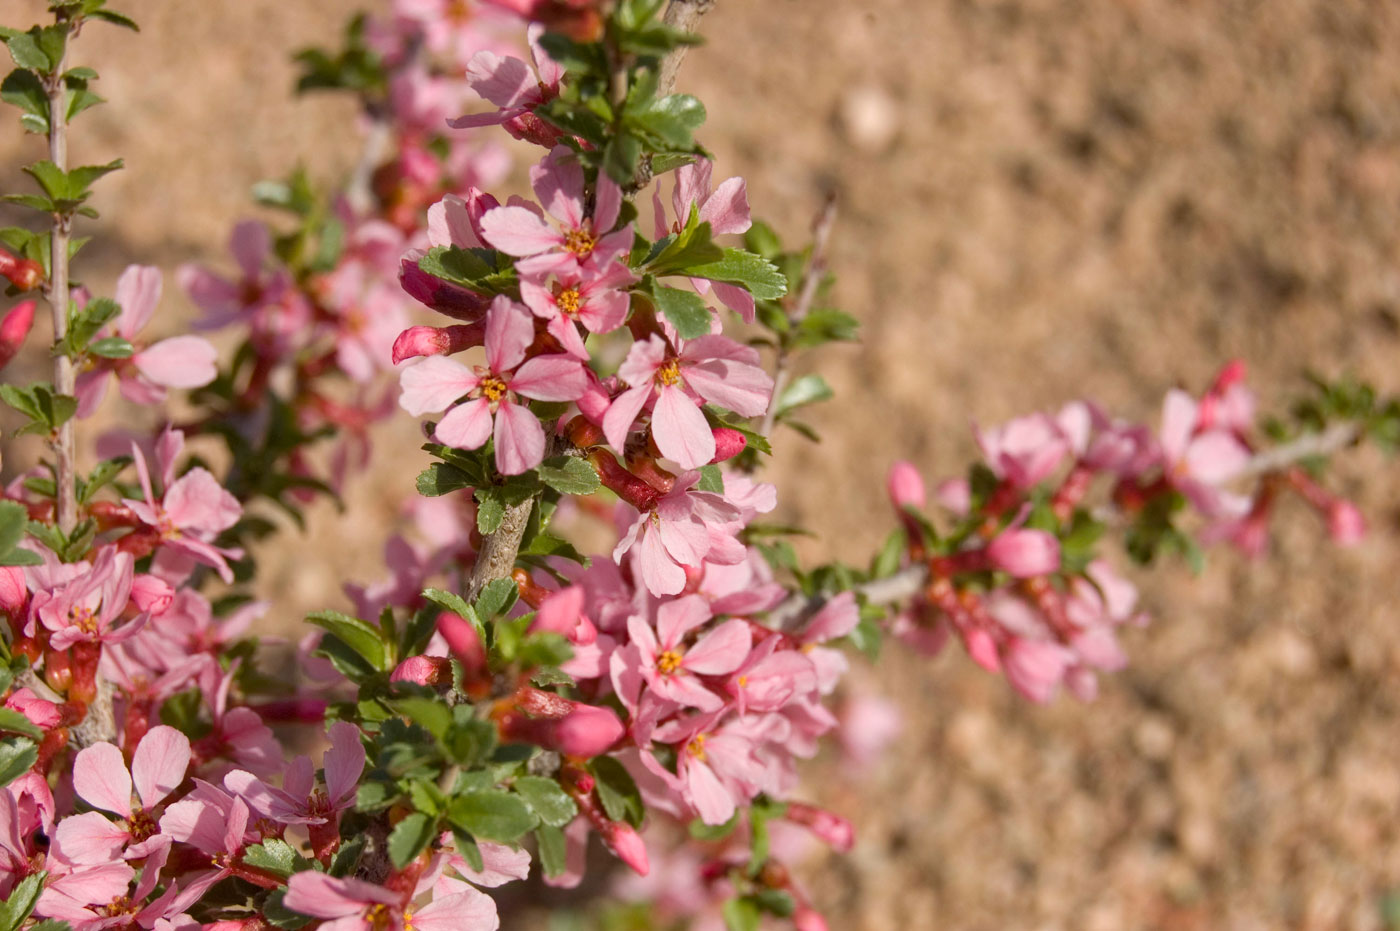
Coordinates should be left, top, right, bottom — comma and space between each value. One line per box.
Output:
45, 27, 76, 535
757, 194, 838, 442
657, 0, 715, 98
766, 421, 1369, 629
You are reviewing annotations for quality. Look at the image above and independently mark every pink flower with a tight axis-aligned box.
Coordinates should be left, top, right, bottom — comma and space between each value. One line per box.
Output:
613, 473, 743, 597
0, 299, 35, 371
652, 159, 756, 321
1327, 499, 1366, 545
179, 221, 312, 355
283, 871, 499, 931
399, 296, 587, 474
519, 260, 634, 359
886, 460, 926, 510
124, 428, 243, 582
54, 726, 190, 863
648, 713, 765, 825
975, 413, 1070, 489
451, 26, 565, 148
35, 547, 143, 651
620, 595, 751, 712
604, 334, 772, 469
1003, 636, 1076, 704
223, 721, 364, 828
479, 147, 632, 279
74, 265, 219, 417
157, 782, 254, 906
1158, 389, 1251, 518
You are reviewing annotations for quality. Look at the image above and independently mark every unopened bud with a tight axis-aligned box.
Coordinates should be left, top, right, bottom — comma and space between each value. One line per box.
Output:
130, 574, 175, 616
1327, 499, 1366, 546
602, 819, 649, 876
886, 460, 926, 510
985, 529, 1060, 578
792, 907, 830, 931
0, 253, 42, 293
399, 258, 490, 322
565, 414, 604, 449
552, 705, 624, 758
962, 626, 1001, 673
709, 428, 747, 463
391, 655, 450, 686
391, 323, 484, 364
784, 802, 854, 852
0, 300, 36, 371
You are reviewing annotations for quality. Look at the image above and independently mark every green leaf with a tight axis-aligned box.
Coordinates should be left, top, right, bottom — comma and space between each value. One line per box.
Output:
262, 889, 314, 929
536, 824, 567, 878
474, 577, 518, 622
774, 374, 834, 419
722, 897, 761, 931
328, 835, 366, 877
0, 870, 45, 931
649, 283, 712, 339
696, 463, 725, 493
0, 737, 37, 787
628, 93, 707, 149
6, 34, 50, 72
684, 248, 788, 301
1, 69, 47, 121
688, 810, 739, 841
589, 755, 644, 827
444, 711, 497, 767
0, 501, 30, 557
66, 158, 123, 195
0, 193, 54, 212
392, 697, 451, 741
601, 130, 644, 186
422, 588, 485, 643
306, 610, 389, 672
86, 336, 133, 358
242, 839, 303, 879
87, 9, 141, 31
474, 487, 506, 535
0, 708, 41, 740
513, 776, 578, 827
535, 457, 600, 496
388, 811, 436, 868
447, 790, 538, 843
416, 462, 472, 498
792, 306, 860, 349
22, 161, 69, 201
418, 245, 516, 297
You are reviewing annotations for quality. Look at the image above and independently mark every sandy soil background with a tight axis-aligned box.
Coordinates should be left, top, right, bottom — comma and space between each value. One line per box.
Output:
4, 1, 1400, 928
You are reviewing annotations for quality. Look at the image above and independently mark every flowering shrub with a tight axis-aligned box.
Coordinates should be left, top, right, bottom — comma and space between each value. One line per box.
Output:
0, 1, 1395, 929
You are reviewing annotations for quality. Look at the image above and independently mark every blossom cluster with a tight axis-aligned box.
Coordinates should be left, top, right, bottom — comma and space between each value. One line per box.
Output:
0, 0, 1389, 929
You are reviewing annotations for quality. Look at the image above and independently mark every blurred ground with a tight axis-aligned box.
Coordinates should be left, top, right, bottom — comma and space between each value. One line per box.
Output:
4, 1, 1400, 928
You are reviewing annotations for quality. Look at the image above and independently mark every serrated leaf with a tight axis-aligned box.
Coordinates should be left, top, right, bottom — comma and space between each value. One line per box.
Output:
421, 588, 485, 643
242, 839, 301, 878
0, 736, 37, 787
387, 811, 435, 868
416, 462, 472, 498
474, 577, 518, 622
535, 456, 600, 495
0, 707, 41, 740
21, 161, 68, 201
649, 283, 711, 339
0, 870, 45, 931
536, 824, 567, 878
1, 69, 47, 119
392, 697, 451, 741
513, 776, 577, 827
307, 610, 389, 672
86, 336, 132, 358
684, 248, 788, 301
261, 889, 314, 929
589, 755, 644, 827
696, 464, 724, 494
6, 35, 50, 72
447, 790, 538, 843
475, 487, 505, 534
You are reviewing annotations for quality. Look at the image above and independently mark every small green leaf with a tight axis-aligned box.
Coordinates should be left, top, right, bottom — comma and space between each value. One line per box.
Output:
421, 588, 485, 643
86, 336, 133, 359
447, 790, 538, 843
774, 374, 834, 419
0, 870, 45, 931
6, 35, 50, 73
513, 776, 577, 827
474, 577, 518, 622
474, 487, 505, 535
688, 810, 739, 841
306, 610, 389, 672
535, 457, 600, 496
416, 462, 472, 498
696, 464, 724, 494
649, 283, 712, 339
0, 737, 37, 787
392, 697, 451, 741
1, 69, 47, 120
722, 897, 761, 931
0, 708, 41, 740
387, 811, 435, 868
242, 839, 302, 879
536, 824, 567, 878
683, 248, 788, 301
589, 755, 644, 827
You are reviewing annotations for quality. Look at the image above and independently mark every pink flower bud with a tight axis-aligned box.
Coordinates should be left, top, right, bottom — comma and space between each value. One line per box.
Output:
4, 687, 60, 730
437, 611, 486, 672
785, 802, 854, 852
602, 820, 649, 876
710, 428, 747, 463
551, 705, 624, 758
1327, 499, 1366, 546
390, 655, 446, 686
793, 907, 830, 931
986, 529, 1060, 578
391, 323, 484, 364
399, 258, 490, 322
886, 460, 926, 510
130, 574, 175, 615
963, 627, 1001, 672
1004, 637, 1074, 704
0, 566, 27, 616
0, 300, 36, 371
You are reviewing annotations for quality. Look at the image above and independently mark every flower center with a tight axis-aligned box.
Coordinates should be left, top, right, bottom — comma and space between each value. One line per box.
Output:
127, 808, 157, 842
657, 650, 684, 675
480, 375, 508, 403
365, 903, 394, 931
563, 228, 596, 256
100, 895, 136, 919
155, 508, 179, 540
556, 287, 583, 317
687, 733, 707, 761
69, 604, 98, 635
656, 359, 682, 387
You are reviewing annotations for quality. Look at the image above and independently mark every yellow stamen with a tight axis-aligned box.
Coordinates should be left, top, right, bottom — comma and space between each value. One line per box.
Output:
656, 359, 682, 387
480, 375, 508, 403
657, 649, 684, 675
556, 287, 583, 317
563, 228, 597, 256
687, 733, 707, 761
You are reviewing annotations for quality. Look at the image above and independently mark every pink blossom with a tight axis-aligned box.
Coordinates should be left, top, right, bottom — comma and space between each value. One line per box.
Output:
653, 159, 756, 321
124, 428, 243, 582
74, 265, 218, 418
1327, 499, 1366, 545
985, 528, 1061, 578
975, 412, 1070, 489
519, 260, 634, 359
613, 473, 743, 597
479, 147, 631, 279
0, 299, 35, 371
399, 296, 587, 474
604, 334, 772, 469
1003, 636, 1076, 703
648, 713, 765, 825
35, 547, 143, 651
451, 26, 565, 148
1158, 389, 1251, 517
178, 221, 312, 355
283, 871, 499, 931
54, 726, 190, 863
223, 721, 364, 827
620, 595, 751, 712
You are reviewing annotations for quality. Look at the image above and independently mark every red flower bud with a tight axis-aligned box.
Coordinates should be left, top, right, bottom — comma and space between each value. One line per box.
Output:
0, 252, 42, 292
391, 323, 485, 364
709, 428, 747, 463
0, 300, 36, 371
